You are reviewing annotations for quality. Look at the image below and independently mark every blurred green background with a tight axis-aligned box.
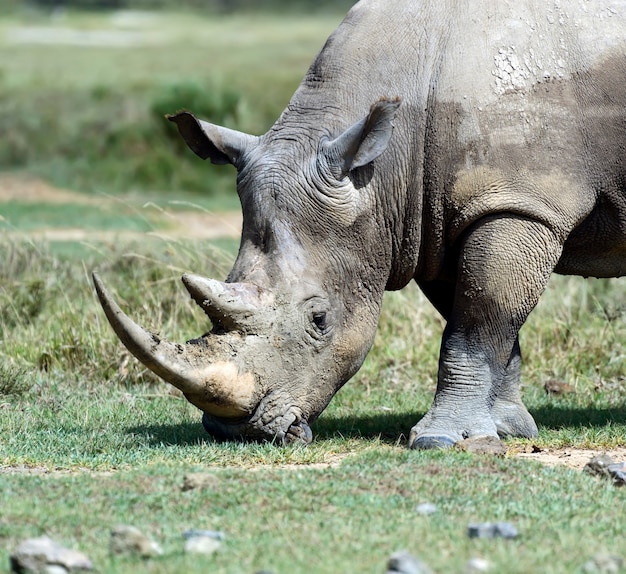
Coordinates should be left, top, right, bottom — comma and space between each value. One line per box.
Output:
0, 0, 354, 206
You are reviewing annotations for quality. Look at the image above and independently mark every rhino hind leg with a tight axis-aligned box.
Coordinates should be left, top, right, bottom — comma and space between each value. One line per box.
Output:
410, 215, 562, 449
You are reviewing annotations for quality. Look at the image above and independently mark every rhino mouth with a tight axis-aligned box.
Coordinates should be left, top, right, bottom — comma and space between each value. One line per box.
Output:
202, 409, 313, 445
201, 388, 314, 445
93, 272, 314, 445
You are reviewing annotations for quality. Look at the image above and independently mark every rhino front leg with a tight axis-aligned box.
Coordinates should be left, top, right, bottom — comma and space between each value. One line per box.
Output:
417, 282, 538, 440
490, 337, 538, 438
410, 215, 562, 449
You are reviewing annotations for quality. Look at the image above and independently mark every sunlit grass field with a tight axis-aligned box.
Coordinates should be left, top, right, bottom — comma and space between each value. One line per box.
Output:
1, 8, 626, 574
1, 233, 626, 573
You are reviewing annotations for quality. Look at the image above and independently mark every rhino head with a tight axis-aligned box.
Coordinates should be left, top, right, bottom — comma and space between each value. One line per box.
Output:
94, 98, 402, 444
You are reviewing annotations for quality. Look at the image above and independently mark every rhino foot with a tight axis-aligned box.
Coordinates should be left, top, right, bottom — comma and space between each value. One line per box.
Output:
407, 408, 499, 450
408, 399, 537, 449
491, 398, 538, 439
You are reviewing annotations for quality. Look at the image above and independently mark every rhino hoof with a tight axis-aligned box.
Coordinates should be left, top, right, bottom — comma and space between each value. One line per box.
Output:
410, 435, 456, 450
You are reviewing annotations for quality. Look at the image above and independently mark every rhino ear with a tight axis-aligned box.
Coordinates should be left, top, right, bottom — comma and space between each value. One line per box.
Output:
322, 97, 401, 179
167, 111, 258, 168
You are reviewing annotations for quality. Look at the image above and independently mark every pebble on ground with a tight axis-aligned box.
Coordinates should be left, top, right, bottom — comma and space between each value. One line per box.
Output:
10, 536, 92, 573
109, 525, 162, 558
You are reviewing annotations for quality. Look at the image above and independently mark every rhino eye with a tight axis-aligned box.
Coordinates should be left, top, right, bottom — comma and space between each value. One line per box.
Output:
312, 311, 328, 333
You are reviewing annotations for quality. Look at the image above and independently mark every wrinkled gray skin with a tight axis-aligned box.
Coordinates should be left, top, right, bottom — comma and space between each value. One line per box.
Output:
94, 0, 626, 448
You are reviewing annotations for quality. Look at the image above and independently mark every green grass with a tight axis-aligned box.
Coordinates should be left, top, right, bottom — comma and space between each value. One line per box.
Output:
1, 452, 624, 574
0, 235, 625, 573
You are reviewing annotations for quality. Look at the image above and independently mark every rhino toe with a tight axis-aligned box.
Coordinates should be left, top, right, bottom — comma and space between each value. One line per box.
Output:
491, 399, 539, 439
409, 435, 456, 450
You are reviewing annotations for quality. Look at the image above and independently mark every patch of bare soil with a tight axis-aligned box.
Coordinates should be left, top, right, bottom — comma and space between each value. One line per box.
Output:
3, 450, 625, 476
15, 213, 243, 242
247, 456, 348, 472
0, 465, 115, 477
6, 25, 164, 48
0, 175, 242, 240
0, 458, 346, 477
515, 447, 626, 470
164, 210, 242, 239
0, 175, 100, 205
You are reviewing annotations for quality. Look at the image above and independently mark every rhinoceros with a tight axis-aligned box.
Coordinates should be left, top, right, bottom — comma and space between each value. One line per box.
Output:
93, 0, 626, 448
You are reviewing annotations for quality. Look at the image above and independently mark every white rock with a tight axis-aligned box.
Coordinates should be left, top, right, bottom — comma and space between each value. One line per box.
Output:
10, 536, 92, 573
183, 535, 222, 556
466, 557, 491, 572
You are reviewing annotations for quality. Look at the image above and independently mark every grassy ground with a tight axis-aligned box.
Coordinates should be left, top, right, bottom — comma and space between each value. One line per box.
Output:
1, 236, 626, 573
1, 7, 626, 574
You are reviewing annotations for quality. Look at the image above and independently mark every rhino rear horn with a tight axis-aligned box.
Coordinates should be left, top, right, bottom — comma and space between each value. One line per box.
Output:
322, 97, 401, 178
182, 274, 267, 330
167, 111, 258, 167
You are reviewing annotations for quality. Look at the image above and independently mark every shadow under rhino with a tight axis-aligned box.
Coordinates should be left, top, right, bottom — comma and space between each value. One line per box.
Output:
126, 405, 626, 447
127, 411, 425, 447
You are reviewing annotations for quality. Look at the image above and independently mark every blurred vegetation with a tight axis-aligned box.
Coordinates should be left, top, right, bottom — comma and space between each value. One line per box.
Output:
7, 0, 355, 13
0, 10, 346, 199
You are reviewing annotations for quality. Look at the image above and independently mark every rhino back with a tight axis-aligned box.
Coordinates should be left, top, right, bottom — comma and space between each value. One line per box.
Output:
431, 1, 626, 277
279, 0, 626, 280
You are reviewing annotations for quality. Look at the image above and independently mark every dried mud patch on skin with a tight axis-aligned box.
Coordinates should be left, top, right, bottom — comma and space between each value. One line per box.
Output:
514, 447, 626, 470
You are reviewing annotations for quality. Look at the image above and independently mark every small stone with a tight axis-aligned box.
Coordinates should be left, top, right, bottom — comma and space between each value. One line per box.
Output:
455, 436, 507, 456
183, 530, 224, 556
109, 525, 162, 558
182, 529, 225, 541
584, 455, 626, 485
581, 553, 624, 573
544, 379, 574, 395
468, 523, 494, 539
181, 472, 219, 492
386, 550, 433, 574
415, 503, 438, 515
493, 522, 518, 539
465, 557, 490, 572
10, 536, 92, 573
607, 462, 626, 486
183, 536, 221, 556
467, 522, 518, 540
584, 454, 616, 477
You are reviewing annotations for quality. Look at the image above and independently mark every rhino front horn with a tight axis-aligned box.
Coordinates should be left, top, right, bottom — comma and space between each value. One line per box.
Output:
92, 273, 260, 418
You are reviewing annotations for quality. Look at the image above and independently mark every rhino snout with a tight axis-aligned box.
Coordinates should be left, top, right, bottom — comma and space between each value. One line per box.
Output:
94, 271, 334, 445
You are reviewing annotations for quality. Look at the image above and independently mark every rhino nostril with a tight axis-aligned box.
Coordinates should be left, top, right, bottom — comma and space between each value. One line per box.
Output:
283, 419, 313, 445
312, 312, 327, 331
